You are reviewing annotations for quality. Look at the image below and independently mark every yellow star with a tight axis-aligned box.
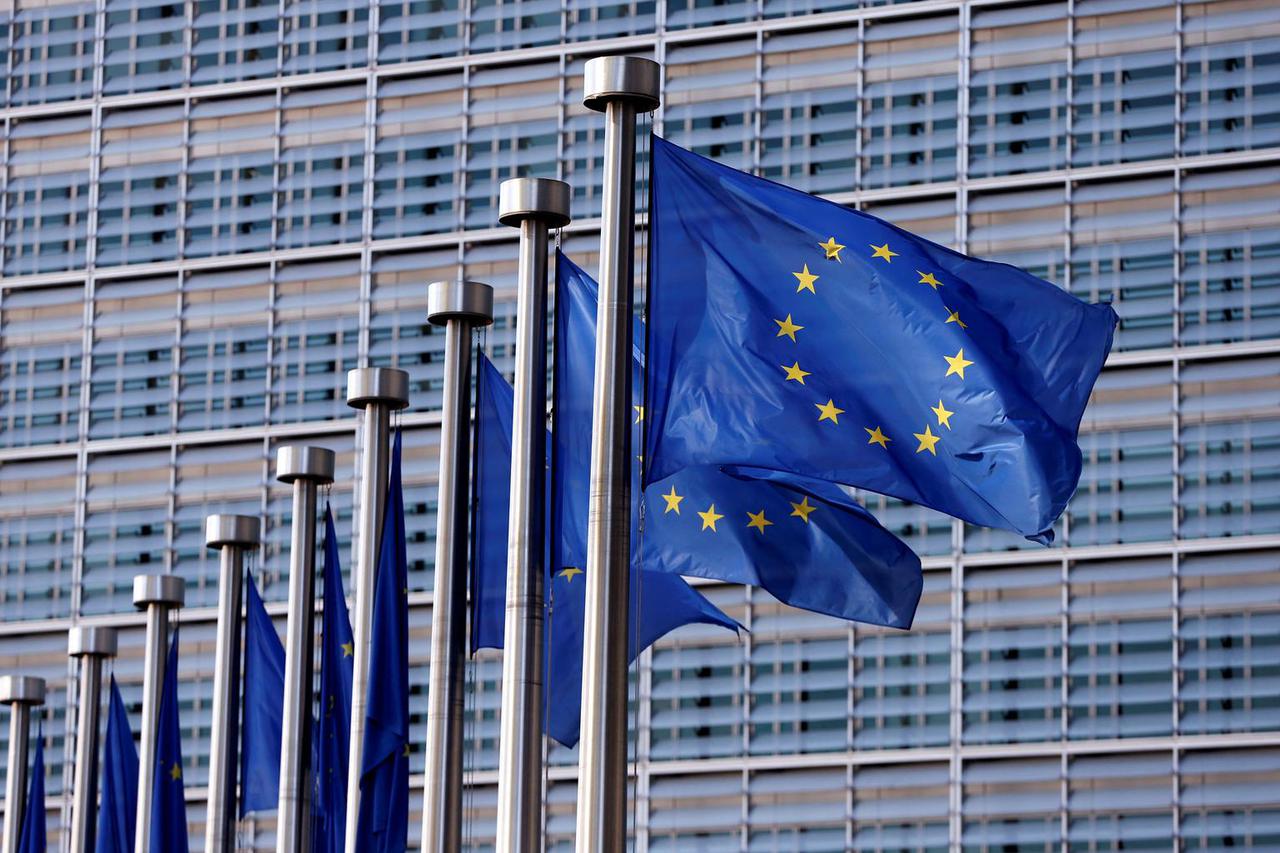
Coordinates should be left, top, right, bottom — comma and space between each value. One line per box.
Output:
917, 271, 942, 290
789, 496, 816, 523
944, 348, 974, 379
341, 641, 354, 658
774, 314, 803, 342
402, 743, 411, 758
559, 566, 583, 583
661, 486, 684, 514
932, 400, 954, 429
746, 510, 773, 534
865, 426, 891, 448
815, 399, 844, 424
870, 243, 898, 262
781, 362, 810, 384
698, 504, 724, 532
633, 405, 644, 423
169, 761, 182, 781
944, 307, 967, 328
818, 236, 845, 261
792, 264, 819, 294
914, 424, 941, 455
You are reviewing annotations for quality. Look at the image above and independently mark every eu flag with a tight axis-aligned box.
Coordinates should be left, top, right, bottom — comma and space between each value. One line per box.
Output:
646, 137, 1118, 542
96, 677, 138, 853
354, 432, 409, 853
240, 573, 285, 815
472, 353, 738, 746
314, 505, 353, 853
151, 629, 187, 853
16, 723, 44, 853
558, 253, 922, 628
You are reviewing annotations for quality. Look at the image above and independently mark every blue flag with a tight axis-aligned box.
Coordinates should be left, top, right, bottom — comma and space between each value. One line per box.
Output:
354, 432, 409, 853
558, 253, 922, 628
646, 137, 1118, 542
151, 629, 187, 853
315, 505, 354, 853
17, 723, 44, 853
472, 353, 739, 746
240, 573, 285, 815
96, 677, 138, 853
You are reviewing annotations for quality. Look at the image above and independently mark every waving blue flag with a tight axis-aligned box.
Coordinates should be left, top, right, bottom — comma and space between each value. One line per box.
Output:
315, 505, 354, 853
16, 723, 44, 853
558, 253, 922, 629
240, 573, 285, 815
354, 432, 409, 853
150, 629, 187, 853
96, 678, 138, 853
646, 137, 1117, 542
472, 354, 738, 746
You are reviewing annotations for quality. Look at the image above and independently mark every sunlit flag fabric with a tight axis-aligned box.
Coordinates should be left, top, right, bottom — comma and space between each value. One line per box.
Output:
16, 723, 44, 853
557, 253, 923, 628
645, 137, 1118, 543
96, 677, 138, 853
472, 353, 739, 746
150, 629, 187, 853
240, 573, 285, 815
314, 505, 354, 853
354, 432, 409, 853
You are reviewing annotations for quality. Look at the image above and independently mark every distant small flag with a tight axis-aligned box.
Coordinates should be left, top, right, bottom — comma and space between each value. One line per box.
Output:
314, 505, 354, 853
240, 573, 285, 815
150, 629, 187, 853
95, 677, 138, 853
16, 722, 45, 853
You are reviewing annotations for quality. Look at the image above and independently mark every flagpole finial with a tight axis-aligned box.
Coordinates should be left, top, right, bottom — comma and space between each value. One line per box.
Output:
132, 573, 186, 609
582, 55, 660, 113
0, 676, 45, 707
68, 626, 118, 658
346, 367, 410, 410
498, 177, 571, 229
427, 280, 495, 327
276, 446, 336, 485
204, 514, 262, 549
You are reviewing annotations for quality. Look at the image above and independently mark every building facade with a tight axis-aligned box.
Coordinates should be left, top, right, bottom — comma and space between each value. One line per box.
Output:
0, 0, 1278, 847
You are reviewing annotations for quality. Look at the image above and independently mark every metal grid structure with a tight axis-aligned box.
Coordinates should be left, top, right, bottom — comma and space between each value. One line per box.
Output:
0, 0, 1278, 848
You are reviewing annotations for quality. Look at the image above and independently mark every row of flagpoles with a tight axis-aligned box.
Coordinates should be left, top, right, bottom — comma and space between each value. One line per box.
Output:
0, 54, 656, 853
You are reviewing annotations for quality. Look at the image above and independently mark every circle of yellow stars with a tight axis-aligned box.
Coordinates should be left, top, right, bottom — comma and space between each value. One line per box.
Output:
657, 484, 821, 539
764, 234, 975, 459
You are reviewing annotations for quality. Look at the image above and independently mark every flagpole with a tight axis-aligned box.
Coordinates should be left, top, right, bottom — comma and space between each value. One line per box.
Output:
132, 573, 185, 853
0, 676, 45, 853
275, 447, 336, 853
204, 514, 262, 853
343, 367, 409, 853
575, 55, 660, 852
67, 627, 119, 853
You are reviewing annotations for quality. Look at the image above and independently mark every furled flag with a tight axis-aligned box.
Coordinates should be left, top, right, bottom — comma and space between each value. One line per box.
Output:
240, 573, 285, 815
557, 252, 922, 628
16, 722, 44, 853
354, 432, 409, 852
314, 505, 354, 853
96, 677, 138, 853
471, 353, 739, 746
150, 629, 187, 853
645, 137, 1118, 542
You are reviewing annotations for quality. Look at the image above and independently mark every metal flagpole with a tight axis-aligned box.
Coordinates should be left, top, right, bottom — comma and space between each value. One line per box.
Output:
68, 627, 119, 853
0, 676, 45, 853
343, 367, 409, 853
132, 573, 185, 853
421, 279, 494, 853
204, 514, 262, 853
275, 446, 336, 853
575, 55, 660, 853
493, 177, 570, 853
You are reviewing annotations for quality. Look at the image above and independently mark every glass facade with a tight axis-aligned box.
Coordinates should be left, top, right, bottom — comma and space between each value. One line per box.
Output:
0, 0, 1278, 848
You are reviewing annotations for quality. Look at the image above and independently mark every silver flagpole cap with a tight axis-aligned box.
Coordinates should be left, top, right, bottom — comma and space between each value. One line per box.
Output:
498, 177, 572, 228
346, 367, 410, 410
276, 445, 336, 484
205, 514, 262, 549
427, 280, 495, 327
69, 626, 118, 658
133, 574, 186, 609
0, 676, 46, 706
583, 55, 661, 113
